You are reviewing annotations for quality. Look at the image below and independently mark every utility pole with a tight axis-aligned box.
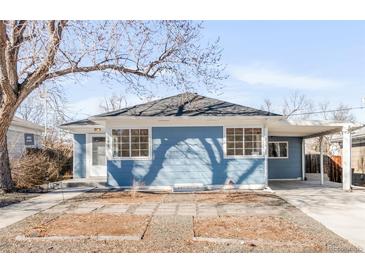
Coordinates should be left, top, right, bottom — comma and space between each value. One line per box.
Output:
39, 89, 48, 140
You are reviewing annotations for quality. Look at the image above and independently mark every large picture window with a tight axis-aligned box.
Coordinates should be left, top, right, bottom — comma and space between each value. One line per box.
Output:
112, 129, 149, 158
269, 142, 288, 158
225, 128, 262, 157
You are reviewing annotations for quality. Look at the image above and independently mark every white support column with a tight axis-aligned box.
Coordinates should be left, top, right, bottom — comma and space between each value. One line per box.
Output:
342, 126, 352, 191
319, 136, 324, 185
302, 138, 306, 181
263, 127, 269, 187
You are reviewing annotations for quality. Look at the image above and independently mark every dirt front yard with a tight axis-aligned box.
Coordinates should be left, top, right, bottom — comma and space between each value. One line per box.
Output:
0, 190, 359, 253
25, 213, 149, 238
194, 216, 326, 252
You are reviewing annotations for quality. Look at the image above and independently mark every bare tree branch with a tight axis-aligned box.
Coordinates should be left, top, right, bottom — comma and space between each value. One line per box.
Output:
0, 21, 15, 102
0, 20, 226, 191
21, 20, 68, 95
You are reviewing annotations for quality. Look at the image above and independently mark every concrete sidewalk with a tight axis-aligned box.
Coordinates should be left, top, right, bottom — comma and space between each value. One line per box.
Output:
271, 180, 365, 251
0, 187, 92, 230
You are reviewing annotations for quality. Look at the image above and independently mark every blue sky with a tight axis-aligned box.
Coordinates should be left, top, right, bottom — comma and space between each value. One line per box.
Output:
64, 21, 365, 122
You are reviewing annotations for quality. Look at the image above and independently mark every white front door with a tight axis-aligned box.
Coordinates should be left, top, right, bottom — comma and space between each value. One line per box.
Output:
88, 134, 107, 177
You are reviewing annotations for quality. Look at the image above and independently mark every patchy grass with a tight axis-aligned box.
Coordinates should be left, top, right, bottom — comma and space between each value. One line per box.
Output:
194, 192, 287, 206
96, 191, 167, 204
25, 213, 149, 237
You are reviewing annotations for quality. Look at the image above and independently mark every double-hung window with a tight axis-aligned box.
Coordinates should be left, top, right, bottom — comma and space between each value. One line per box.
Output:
269, 142, 288, 158
225, 128, 263, 157
112, 129, 149, 159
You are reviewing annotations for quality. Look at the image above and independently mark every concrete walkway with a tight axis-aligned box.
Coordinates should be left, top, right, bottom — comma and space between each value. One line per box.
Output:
270, 180, 365, 251
0, 187, 92, 229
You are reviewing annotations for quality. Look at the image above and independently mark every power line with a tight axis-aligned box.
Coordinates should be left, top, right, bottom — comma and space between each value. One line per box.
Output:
288, 106, 365, 116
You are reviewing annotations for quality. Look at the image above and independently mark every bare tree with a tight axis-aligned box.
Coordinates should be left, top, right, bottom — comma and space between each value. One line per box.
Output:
16, 86, 70, 127
99, 92, 128, 112
313, 101, 356, 155
0, 20, 226, 191
260, 98, 273, 113
282, 91, 314, 119
16, 90, 44, 124
261, 94, 356, 155
318, 102, 355, 122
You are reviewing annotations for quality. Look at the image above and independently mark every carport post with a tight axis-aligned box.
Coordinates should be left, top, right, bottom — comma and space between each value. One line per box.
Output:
342, 126, 352, 191
319, 136, 324, 185
302, 139, 306, 180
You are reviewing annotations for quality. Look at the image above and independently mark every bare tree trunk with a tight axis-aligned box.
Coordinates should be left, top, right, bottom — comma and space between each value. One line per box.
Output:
0, 133, 13, 192
0, 106, 16, 192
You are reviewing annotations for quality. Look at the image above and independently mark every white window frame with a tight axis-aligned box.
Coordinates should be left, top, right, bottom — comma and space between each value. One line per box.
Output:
268, 141, 289, 159
223, 126, 265, 159
110, 127, 152, 160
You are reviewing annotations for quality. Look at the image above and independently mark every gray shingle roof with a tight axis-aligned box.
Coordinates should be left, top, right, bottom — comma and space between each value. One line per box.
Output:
94, 92, 281, 118
60, 92, 281, 127
60, 119, 98, 127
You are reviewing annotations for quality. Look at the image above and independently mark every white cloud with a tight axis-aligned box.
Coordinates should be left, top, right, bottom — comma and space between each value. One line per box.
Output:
231, 65, 341, 90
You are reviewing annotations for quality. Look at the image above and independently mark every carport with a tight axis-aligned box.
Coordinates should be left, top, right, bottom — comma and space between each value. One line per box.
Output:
266, 119, 364, 191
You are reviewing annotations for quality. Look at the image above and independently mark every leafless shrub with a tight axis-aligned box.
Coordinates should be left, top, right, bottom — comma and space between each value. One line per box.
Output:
11, 138, 72, 189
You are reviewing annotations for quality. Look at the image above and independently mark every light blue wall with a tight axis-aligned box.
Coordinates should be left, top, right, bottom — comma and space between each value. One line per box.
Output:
268, 136, 303, 179
73, 134, 86, 178
108, 126, 265, 187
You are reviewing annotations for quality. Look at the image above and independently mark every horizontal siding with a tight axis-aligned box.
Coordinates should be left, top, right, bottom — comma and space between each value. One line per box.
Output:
108, 126, 265, 187
74, 134, 86, 178
268, 136, 303, 179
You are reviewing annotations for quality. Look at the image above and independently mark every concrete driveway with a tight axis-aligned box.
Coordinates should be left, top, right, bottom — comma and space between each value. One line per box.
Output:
270, 180, 365, 251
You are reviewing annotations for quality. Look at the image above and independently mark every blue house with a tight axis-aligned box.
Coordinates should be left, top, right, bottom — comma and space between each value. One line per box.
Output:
60, 92, 357, 191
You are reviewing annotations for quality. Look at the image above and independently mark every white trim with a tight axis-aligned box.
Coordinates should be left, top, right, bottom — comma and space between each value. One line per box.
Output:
342, 126, 352, 191
86, 134, 91, 178
72, 135, 76, 177
104, 117, 270, 129
268, 141, 289, 159
319, 136, 324, 185
263, 127, 269, 187
105, 184, 266, 191
222, 126, 265, 159
110, 127, 152, 161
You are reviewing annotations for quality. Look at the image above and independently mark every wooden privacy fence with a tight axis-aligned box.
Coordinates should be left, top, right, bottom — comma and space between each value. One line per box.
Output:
305, 154, 342, 183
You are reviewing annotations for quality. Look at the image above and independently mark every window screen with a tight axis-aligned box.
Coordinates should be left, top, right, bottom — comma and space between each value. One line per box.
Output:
269, 142, 288, 158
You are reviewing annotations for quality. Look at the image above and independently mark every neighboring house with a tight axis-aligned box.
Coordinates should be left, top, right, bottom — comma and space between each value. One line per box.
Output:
8, 116, 43, 159
60, 92, 360, 190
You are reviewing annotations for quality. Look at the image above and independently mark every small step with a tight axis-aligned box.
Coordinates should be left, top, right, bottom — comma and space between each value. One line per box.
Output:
173, 183, 207, 192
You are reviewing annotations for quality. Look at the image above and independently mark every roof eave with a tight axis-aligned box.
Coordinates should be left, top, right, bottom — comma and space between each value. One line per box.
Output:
89, 115, 282, 122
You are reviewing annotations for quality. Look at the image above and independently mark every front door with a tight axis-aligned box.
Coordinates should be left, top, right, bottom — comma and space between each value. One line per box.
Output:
89, 135, 106, 177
